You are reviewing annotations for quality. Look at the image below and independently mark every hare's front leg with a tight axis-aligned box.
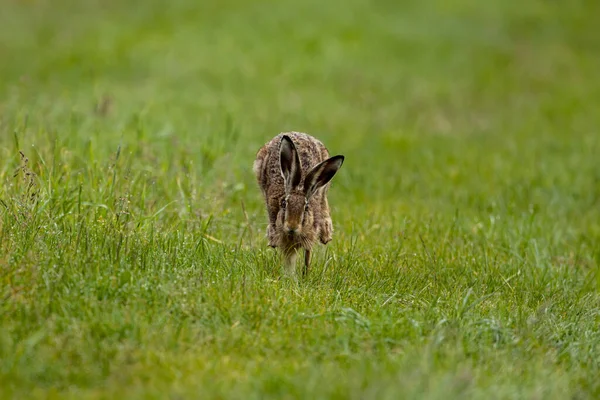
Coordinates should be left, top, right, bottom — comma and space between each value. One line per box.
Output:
267, 202, 279, 247
266, 225, 277, 247
319, 196, 333, 244
303, 249, 311, 276
282, 247, 298, 281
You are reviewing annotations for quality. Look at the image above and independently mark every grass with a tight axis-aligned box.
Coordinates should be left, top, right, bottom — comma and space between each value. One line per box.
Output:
1, 0, 600, 398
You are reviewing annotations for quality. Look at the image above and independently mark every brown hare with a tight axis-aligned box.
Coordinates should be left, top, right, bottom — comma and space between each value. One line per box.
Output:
253, 132, 345, 278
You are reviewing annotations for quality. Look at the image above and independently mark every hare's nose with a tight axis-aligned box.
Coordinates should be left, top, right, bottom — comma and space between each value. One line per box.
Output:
284, 224, 298, 235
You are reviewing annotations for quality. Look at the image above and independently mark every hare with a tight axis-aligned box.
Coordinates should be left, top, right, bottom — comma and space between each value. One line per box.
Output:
253, 132, 345, 278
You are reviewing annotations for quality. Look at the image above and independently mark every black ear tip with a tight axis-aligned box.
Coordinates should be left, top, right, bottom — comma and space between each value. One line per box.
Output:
281, 135, 292, 144
280, 135, 296, 150
336, 155, 345, 166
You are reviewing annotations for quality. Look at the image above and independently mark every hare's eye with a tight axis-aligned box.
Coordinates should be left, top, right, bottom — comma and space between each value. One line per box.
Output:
281, 199, 287, 209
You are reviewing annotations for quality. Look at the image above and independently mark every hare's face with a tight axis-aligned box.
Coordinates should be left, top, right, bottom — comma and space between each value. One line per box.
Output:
280, 191, 312, 236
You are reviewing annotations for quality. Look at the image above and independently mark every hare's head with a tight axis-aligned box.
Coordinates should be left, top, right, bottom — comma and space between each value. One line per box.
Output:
278, 135, 344, 236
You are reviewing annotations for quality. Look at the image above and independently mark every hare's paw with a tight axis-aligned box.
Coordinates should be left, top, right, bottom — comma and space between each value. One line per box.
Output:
319, 218, 333, 244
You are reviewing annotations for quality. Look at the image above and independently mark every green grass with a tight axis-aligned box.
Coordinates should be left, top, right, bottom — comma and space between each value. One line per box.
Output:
1, 0, 600, 398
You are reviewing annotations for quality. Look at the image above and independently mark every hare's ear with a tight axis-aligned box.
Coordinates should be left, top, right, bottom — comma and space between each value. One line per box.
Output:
280, 135, 302, 193
304, 155, 344, 199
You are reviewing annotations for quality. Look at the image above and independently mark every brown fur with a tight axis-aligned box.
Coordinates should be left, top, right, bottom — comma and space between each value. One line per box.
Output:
253, 132, 344, 278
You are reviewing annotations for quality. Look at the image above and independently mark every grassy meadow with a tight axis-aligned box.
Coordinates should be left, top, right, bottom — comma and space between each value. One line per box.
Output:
1, 0, 600, 398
